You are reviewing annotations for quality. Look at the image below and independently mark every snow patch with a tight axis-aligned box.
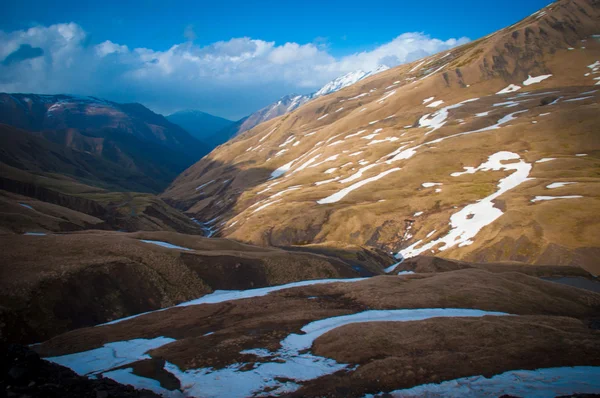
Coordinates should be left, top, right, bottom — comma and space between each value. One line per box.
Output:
496, 84, 521, 94
531, 195, 583, 202
368, 367, 600, 398
522, 74, 552, 85
318, 168, 401, 204
400, 152, 531, 258
140, 240, 192, 251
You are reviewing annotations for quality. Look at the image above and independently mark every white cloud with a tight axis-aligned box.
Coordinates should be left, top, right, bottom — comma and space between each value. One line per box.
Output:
95, 40, 129, 57
0, 23, 469, 119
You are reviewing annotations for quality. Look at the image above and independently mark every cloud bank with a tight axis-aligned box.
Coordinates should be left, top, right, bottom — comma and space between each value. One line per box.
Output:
0, 23, 469, 119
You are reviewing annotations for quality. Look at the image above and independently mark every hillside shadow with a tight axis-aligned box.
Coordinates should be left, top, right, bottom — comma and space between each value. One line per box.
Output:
160, 157, 280, 237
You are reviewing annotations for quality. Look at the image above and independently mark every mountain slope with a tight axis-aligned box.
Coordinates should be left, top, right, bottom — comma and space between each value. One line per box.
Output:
0, 94, 208, 192
226, 66, 390, 138
162, 0, 600, 274
166, 110, 234, 147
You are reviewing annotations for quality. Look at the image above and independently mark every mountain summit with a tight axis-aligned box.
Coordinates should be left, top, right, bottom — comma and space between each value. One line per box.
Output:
230, 65, 390, 136
314, 65, 391, 97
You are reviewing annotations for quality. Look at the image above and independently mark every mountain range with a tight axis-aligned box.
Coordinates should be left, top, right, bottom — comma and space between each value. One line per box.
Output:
165, 65, 391, 149
1, 1, 600, 397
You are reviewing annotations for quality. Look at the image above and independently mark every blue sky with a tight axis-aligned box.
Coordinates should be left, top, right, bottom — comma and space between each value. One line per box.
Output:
1, 0, 552, 119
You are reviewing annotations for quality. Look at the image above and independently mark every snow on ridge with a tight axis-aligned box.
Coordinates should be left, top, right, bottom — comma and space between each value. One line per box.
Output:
536, 157, 556, 163
314, 65, 389, 97
386, 109, 524, 164
195, 180, 215, 191
140, 240, 193, 251
279, 135, 296, 147
497, 84, 522, 94
531, 195, 583, 202
270, 160, 295, 179
546, 182, 577, 189
345, 130, 367, 139
315, 176, 340, 186
409, 60, 426, 73
523, 74, 552, 86
377, 90, 397, 104
259, 127, 277, 143
318, 168, 401, 204
400, 151, 532, 258
426, 100, 444, 108
340, 164, 378, 183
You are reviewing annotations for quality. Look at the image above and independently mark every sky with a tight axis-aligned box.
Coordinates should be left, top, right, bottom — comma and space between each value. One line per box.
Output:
0, 0, 552, 120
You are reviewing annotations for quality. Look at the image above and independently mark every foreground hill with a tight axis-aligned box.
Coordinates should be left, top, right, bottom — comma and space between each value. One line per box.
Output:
31, 263, 600, 397
163, 0, 600, 274
0, 230, 393, 343
0, 159, 205, 235
0, 94, 208, 192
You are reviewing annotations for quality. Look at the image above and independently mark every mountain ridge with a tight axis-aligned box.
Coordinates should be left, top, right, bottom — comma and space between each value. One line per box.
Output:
166, 109, 234, 148
0, 93, 209, 192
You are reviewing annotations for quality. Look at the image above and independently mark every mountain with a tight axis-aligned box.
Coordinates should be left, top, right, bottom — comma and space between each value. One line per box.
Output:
228, 66, 390, 138
0, 93, 208, 192
234, 94, 312, 135
313, 65, 390, 97
166, 110, 234, 147
3, 1, 600, 397
163, 0, 600, 275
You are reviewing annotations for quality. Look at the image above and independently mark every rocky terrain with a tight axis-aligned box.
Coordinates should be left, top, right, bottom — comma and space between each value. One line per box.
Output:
163, 0, 600, 274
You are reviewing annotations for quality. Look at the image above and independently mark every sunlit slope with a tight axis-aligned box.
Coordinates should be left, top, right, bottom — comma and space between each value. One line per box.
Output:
163, 0, 600, 273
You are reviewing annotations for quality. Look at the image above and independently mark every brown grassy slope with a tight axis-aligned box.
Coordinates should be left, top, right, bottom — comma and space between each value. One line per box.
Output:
35, 269, 600, 358
35, 265, 600, 397
32, 269, 600, 398
0, 190, 104, 234
161, 0, 600, 273
399, 254, 595, 277
298, 315, 600, 397
0, 161, 205, 234
0, 231, 392, 344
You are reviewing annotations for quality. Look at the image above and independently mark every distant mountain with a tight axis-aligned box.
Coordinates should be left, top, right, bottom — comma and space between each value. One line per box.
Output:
166, 110, 234, 147
0, 93, 208, 192
313, 65, 390, 97
231, 66, 389, 137
235, 94, 311, 135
